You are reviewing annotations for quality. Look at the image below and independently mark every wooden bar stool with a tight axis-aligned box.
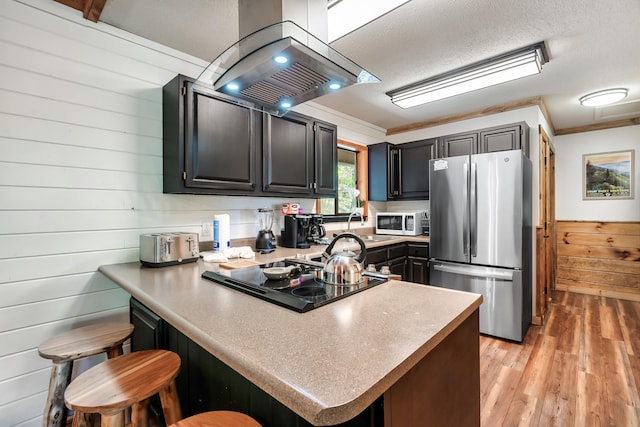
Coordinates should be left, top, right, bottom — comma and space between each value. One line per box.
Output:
38, 323, 134, 427
169, 411, 261, 427
64, 349, 182, 427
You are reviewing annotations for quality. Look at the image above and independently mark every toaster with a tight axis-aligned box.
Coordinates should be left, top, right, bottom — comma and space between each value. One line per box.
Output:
139, 232, 200, 267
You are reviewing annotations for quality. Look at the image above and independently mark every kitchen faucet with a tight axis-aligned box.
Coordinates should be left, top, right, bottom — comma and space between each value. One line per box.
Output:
347, 210, 364, 232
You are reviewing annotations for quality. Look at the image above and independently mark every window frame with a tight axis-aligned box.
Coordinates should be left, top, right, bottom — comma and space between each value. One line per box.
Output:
316, 139, 369, 223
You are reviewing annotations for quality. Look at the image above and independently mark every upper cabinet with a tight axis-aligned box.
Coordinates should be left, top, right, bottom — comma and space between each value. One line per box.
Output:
369, 138, 437, 201
368, 122, 529, 201
313, 120, 339, 196
163, 75, 337, 198
440, 122, 529, 158
163, 75, 260, 195
262, 112, 337, 197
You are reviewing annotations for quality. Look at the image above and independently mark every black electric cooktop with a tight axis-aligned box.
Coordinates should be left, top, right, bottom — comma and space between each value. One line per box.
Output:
201, 259, 388, 312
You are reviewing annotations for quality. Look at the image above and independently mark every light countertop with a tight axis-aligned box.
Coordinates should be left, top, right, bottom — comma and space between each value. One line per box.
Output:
99, 235, 482, 426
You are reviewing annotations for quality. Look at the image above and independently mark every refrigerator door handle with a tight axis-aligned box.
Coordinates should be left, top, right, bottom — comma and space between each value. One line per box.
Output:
470, 162, 478, 257
463, 163, 469, 256
433, 263, 514, 280
398, 149, 403, 196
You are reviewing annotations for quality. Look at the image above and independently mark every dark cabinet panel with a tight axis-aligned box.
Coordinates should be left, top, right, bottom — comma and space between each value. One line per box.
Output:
263, 113, 337, 197
440, 132, 478, 157
440, 122, 529, 158
130, 297, 165, 352
398, 139, 436, 199
479, 122, 529, 156
163, 75, 260, 195
185, 84, 257, 191
389, 257, 407, 278
368, 142, 392, 201
314, 120, 338, 196
163, 74, 337, 198
407, 257, 429, 285
263, 113, 313, 194
368, 139, 436, 201
365, 243, 407, 280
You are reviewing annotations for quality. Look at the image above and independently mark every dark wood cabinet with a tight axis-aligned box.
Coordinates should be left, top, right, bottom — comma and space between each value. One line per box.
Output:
440, 131, 478, 158
130, 297, 165, 352
365, 243, 407, 279
406, 242, 429, 284
313, 120, 338, 196
368, 138, 437, 201
479, 122, 529, 155
440, 122, 529, 158
262, 113, 337, 197
398, 139, 437, 199
163, 74, 337, 198
366, 242, 429, 284
163, 75, 260, 195
367, 142, 392, 201
262, 112, 313, 194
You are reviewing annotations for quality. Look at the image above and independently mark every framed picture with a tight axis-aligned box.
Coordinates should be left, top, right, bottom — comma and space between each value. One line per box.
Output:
583, 149, 634, 199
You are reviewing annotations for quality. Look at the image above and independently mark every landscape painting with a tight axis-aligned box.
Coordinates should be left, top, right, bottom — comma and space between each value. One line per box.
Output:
583, 150, 634, 199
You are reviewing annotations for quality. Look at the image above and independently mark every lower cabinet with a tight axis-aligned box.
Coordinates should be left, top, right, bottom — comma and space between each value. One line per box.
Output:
365, 242, 430, 284
130, 298, 383, 427
365, 244, 406, 279
406, 242, 430, 284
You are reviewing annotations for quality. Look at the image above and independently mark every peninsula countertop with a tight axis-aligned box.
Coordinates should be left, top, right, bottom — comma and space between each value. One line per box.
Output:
99, 245, 481, 425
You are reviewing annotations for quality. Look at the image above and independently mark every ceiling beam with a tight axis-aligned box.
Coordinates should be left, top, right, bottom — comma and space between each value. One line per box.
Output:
54, 0, 107, 23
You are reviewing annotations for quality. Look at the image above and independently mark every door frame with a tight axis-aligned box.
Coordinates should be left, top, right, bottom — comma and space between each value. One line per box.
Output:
534, 125, 556, 325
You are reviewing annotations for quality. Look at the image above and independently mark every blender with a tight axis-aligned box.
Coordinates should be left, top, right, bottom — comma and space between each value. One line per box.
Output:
256, 208, 277, 252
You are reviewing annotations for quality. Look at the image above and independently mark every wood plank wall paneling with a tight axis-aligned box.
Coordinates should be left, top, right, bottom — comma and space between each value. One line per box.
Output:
556, 221, 640, 301
0, 1, 314, 424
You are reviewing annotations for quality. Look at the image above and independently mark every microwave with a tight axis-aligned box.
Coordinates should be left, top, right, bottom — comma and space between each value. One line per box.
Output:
375, 211, 428, 236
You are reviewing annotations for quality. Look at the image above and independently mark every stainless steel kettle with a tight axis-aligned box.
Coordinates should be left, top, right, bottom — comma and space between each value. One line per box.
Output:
321, 233, 367, 286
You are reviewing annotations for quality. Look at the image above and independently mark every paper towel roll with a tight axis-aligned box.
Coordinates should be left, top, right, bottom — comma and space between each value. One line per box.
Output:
213, 214, 231, 252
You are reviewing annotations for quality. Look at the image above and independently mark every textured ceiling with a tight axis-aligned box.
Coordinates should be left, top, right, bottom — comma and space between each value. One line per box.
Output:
98, 0, 640, 133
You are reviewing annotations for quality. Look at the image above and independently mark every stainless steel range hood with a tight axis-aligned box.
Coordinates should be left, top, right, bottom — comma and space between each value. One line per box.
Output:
196, 1, 379, 116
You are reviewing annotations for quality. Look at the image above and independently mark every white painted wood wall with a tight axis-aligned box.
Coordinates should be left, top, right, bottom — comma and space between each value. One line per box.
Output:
0, 1, 387, 425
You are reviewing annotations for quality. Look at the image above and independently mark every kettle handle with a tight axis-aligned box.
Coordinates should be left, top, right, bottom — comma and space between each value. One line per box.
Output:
323, 232, 367, 263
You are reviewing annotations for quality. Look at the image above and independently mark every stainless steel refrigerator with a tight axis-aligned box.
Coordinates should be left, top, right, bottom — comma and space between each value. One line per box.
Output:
428, 149, 532, 342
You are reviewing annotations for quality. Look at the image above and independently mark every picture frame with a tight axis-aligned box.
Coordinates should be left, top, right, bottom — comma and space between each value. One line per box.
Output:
583, 149, 634, 200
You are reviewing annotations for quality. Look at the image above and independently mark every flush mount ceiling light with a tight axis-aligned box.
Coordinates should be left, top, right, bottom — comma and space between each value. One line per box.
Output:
579, 88, 628, 107
387, 41, 548, 109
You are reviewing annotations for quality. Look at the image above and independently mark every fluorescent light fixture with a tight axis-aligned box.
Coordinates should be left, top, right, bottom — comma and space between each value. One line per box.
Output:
579, 88, 628, 107
328, 0, 411, 42
387, 41, 549, 109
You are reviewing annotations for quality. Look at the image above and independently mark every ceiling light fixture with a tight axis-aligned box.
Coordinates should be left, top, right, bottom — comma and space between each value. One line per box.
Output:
387, 41, 549, 109
579, 88, 628, 107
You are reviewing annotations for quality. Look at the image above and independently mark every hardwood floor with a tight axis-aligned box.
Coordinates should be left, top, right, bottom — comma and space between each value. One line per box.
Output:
480, 290, 640, 426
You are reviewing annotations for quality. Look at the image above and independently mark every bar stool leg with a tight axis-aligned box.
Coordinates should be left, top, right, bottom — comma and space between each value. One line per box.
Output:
98, 411, 124, 427
44, 361, 72, 427
158, 380, 182, 425
130, 399, 149, 427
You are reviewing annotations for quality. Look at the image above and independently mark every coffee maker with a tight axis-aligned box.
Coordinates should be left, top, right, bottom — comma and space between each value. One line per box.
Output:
256, 208, 276, 251
307, 214, 326, 244
281, 214, 311, 249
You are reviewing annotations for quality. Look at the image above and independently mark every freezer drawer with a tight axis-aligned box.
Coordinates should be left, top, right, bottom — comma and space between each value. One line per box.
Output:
429, 261, 528, 342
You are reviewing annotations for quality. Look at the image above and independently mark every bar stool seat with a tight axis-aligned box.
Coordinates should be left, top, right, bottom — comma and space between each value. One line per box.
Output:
64, 349, 182, 427
38, 322, 134, 427
169, 411, 261, 427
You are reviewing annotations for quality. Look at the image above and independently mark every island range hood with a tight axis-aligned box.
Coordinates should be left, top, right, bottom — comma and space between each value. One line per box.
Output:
196, 0, 379, 116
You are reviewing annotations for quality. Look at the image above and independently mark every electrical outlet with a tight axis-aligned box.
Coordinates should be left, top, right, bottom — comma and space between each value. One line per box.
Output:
201, 221, 213, 241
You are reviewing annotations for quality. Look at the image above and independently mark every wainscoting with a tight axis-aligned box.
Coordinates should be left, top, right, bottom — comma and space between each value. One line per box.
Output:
555, 221, 640, 301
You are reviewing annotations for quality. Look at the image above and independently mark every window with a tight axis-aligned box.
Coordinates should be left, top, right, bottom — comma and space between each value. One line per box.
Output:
320, 147, 357, 215
317, 140, 368, 220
